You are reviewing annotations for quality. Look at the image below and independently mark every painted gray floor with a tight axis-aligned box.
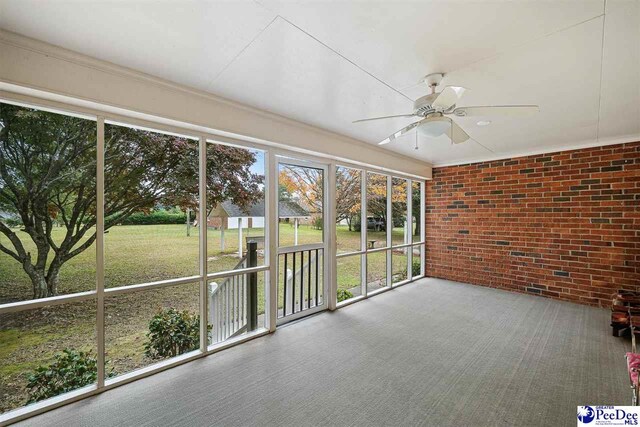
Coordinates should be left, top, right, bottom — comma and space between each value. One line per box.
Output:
18, 278, 630, 427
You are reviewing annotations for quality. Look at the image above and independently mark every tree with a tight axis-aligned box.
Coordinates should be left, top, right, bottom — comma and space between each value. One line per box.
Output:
0, 104, 263, 299
335, 168, 361, 230
278, 165, 323, 214
390, 178, 409, 229
280, 166, 362, 230
412, 181, 421, 238
366, 173, 388, 223
277, 166, 421, 236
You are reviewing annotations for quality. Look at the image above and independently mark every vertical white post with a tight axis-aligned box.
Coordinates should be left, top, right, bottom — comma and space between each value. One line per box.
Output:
420, 180, 426, 277
294, 217, 299, 246
96, 117, 105, 387
361, 170, 367, 297
199, 136, 208, 351
267, 151, 278, 332
220, 225, 225, 250
386, 175, 392, 287
327, 162, 337, 311
403, 221, 408, 248
407, 179, 413, 281
238, 217, 243, 258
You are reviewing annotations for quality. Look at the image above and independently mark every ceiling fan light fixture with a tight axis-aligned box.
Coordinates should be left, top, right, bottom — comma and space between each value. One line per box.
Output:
418, 119, 450, 138
476, 120, 491, 126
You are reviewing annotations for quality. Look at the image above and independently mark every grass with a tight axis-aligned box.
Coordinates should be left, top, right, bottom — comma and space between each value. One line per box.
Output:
0, 223, 419, 414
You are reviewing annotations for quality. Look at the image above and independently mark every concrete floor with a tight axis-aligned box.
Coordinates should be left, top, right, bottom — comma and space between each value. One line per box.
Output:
17, 278, 629, 427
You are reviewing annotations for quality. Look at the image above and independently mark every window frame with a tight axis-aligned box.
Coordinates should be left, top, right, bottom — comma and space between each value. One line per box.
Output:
0, 93, 428, 424
335, 164, 426, 303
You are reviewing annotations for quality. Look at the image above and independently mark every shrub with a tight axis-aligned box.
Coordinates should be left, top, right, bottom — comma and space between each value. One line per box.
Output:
109, 208, 196, 226
26, 349, 115, 403
412, 258, 421, 276
119, 209, 189, 225
3, 217, 22, 227
312, 216, 323, 230
337, 289, 354, 303
145, 308, 201, 359
353, 217, 361, 232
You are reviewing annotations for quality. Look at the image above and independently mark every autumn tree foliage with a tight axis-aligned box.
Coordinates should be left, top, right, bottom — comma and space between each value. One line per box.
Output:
0, 104, 262, 299
336, 168, 361, 230
279, 166, 421, 234
366, 173, 389, 223
280, 165, 365, 230
278, 165, 323, 214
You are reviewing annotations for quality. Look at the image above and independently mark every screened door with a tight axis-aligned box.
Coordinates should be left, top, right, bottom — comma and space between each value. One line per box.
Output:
276, 157, 328, 324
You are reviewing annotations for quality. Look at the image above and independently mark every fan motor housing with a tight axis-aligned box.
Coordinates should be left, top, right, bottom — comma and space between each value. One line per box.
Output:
413, 94, 438, 116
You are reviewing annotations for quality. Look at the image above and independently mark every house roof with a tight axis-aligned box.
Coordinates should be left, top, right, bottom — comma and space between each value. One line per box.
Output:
278, 200, 310, 218
212, 199, 309, 219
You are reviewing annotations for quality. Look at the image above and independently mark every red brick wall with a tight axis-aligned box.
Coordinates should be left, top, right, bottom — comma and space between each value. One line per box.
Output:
425, 141, 640, 307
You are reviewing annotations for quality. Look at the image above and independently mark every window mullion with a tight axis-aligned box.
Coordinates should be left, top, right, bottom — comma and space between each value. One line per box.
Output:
407, 179, 413, 281
386, 175, 392, 287
361, 170, 367, 297
198, 136, 208, 352
96, 116, 105, 387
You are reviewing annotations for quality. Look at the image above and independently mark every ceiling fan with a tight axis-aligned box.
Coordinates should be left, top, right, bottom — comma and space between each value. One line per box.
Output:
353, 73, 539, 146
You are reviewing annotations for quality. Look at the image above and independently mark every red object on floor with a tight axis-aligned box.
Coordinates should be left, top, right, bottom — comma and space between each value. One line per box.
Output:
628, 353, 640, 386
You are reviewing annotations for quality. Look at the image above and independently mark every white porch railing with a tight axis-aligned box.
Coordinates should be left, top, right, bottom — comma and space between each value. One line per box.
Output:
209, 241, 260, 344
279, 247, 323, 318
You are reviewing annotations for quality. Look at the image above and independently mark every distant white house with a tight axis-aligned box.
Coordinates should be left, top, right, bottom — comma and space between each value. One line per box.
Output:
208, 199, 309, 256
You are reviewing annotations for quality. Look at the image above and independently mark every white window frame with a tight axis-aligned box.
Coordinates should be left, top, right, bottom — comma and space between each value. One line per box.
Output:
335, 166, 427, 307
0, 92, 427, 425
275, 156, 330, 324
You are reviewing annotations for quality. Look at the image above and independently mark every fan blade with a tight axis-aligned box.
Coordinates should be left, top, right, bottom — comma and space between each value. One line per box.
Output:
451, 105, 539, 117
432, 86, 467, 111
353, 114, 416, 123
378, 119, 425, 145
448, 118, 470, 144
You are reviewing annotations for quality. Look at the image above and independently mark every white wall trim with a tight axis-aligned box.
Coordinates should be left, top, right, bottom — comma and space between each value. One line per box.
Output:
0, 29, 432, 179
433, 134, 640, 167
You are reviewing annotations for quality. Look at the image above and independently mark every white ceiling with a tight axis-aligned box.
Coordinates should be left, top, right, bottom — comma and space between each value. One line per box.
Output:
0, 0, 638, 166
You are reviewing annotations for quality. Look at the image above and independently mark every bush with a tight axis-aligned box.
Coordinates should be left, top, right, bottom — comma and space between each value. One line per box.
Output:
337, 289, 354, 303
412, 258, 421, 277
111, 208, 196, 226
2, 216, 22, 227
145, 308, 201, 359
119, 209, 188, 225
26, 349, 115, 403
312, 216, 323, 230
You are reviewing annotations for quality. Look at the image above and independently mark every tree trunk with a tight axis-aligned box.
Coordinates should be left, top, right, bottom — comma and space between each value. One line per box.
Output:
23, 258, 61, 299
32, 274, 49, 299
24, 264, 49, 299
46, 263, 62, 297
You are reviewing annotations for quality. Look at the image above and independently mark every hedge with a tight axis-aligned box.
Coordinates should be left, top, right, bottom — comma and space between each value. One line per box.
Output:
118, 210, 195, 225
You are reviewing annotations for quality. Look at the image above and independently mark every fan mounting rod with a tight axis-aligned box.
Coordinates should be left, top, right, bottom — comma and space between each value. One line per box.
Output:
423, 73, 444, 94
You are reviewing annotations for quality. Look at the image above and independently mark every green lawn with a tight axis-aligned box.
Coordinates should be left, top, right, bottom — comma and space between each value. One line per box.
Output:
0, 223, 417, 414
